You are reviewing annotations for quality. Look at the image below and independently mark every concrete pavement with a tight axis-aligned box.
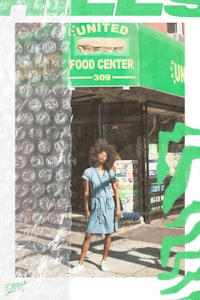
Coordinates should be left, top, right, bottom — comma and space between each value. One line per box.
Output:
15, 214, 185, 278
67, 214, 184, 278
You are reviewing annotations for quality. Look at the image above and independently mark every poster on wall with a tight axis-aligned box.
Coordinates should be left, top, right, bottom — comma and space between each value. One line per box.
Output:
114, 160, 139, 213
0, 2, 200, 300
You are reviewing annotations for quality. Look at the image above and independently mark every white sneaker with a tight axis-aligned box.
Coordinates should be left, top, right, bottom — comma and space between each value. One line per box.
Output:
100, 260, 109, 272
68, 263, 84, 274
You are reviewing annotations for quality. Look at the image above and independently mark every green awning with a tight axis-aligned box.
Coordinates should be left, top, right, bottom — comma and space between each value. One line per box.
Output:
15, 23, 185, 98
138, 24, 184, 97
69, 23, 184, 97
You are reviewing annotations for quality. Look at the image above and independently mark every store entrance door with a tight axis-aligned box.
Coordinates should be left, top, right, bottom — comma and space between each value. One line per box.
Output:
71, 99, 143, 214
102, 102, 142, 214
71, 100, 98, 210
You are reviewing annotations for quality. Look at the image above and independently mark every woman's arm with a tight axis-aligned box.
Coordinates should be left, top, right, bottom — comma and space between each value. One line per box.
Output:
111, 181, 122, 219
83, 178, 90, 222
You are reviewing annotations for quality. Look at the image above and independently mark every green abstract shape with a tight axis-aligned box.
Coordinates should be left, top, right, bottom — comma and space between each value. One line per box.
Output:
1, 0, 200, 16
161, 221, 200, 267
166, 201, 200, 228
71, 0, 114, 16
157, 122, 200, 185
158, 123, 200, 298
165, 0, 200, 17
115, 0, 163, 16
71, 0, 163, 16
45, 0, 70, 16
162, 146, 200, 214
177, 290, 200, 300
158, 251, 200, 280
0, 0, 45, 16
161, 267, 200, 295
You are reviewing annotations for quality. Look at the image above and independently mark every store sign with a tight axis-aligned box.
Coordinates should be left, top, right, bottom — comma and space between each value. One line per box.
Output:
16, 22, 184, 96
68, 23, 139, 87
69, 22, 185, 97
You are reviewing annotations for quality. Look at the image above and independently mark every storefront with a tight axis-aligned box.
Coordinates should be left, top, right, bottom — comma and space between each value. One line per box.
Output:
15, 22, 184, 225
70, 23, 185, 223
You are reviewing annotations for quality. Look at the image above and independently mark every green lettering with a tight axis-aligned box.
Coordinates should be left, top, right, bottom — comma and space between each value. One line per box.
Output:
44, 0, 70, 16
165, 0, 200, 17
0, 0, 44, 15
0, 0, 68, 16
71, 0, 114, 16
116, 0, 163, 16
1, 0, 200, 17
26, 0, 46, 16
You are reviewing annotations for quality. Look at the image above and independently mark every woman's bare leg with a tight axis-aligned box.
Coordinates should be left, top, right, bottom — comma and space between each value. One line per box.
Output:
79, 233, 93, 265
102, 234, 112, 261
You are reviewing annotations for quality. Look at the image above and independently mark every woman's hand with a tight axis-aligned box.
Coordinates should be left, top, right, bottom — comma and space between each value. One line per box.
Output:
83, 179, 90, 222
112, 181, 122, 219
85, 210, 90, 223
115, 208, 122, 219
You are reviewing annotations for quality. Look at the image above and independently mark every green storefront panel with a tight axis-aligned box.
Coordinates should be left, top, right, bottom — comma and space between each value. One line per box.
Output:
138, 24, 185, 97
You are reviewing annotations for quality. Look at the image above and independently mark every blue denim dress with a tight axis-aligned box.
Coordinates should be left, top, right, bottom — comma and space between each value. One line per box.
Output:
82, 167, 117, 234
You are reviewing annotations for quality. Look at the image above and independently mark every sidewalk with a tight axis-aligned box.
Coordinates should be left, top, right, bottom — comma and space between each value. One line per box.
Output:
15, 214, 184, 278
67, 214, 184, 277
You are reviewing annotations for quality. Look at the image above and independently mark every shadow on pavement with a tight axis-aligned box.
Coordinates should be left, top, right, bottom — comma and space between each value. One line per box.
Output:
69, 238, 184, 276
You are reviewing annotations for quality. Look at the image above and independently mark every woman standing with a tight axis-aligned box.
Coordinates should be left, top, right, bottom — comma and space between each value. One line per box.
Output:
69, 139, 121, 273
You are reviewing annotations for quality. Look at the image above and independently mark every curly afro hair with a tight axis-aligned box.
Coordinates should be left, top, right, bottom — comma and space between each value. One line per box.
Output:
88, 139, 118, 170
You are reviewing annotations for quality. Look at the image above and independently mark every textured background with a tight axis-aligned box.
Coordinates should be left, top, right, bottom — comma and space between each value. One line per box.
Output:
0, 6, 200, 300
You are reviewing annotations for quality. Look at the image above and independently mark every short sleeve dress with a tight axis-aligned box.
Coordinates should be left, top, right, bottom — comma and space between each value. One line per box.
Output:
82, 166, 117, 234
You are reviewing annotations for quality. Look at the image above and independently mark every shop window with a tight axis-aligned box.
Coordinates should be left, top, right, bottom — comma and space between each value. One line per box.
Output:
146, 107, 184, 218
71, 102, 96, 210
167, 23, 185, 42
102, 102, 141, 160
102, 102, 141, 215
167, 23, 177, 34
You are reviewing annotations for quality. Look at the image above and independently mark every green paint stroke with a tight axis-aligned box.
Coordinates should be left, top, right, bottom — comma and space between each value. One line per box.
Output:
157, 122, 200, 297
157, 122, 200, 185
166, 200, 200, 228
177, 290, 200, 300
0, 0, 70, 16
157, 122, 200, 214
161, 267, 200, 295
161, 221, 200, 267
158, 251, 200, 280
4, 280, 26, 296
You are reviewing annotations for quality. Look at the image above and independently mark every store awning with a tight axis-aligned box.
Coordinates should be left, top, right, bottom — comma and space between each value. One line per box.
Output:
138, 24, 184, 97
69, 23, 185, 98
15, 23, 184, 98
